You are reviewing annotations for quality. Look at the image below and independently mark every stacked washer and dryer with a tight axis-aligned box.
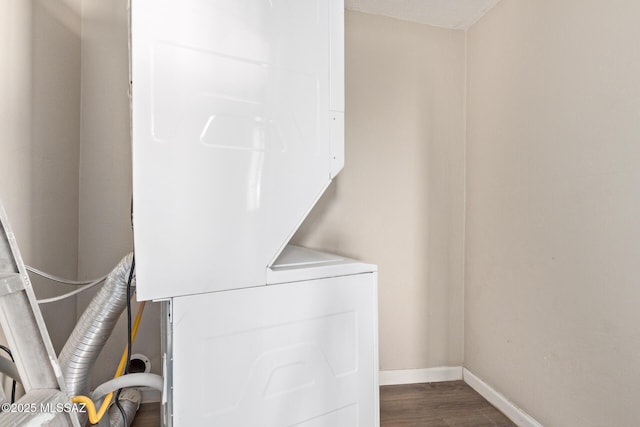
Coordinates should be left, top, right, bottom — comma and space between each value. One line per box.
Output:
130, 1, 379, 425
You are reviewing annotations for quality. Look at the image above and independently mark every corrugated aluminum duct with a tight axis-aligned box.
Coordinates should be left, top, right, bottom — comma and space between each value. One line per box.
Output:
58, 253, 134, 398
107, 388, 141, 427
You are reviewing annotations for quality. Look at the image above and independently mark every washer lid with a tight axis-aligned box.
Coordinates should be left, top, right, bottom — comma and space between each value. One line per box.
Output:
267, 245, 376, 284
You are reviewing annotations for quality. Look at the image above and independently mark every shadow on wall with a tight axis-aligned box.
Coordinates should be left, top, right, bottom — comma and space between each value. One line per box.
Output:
292, 180, 347, 255
29, 0, 82, 354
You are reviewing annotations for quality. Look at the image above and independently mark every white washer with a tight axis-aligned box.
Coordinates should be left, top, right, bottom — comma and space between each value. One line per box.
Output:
163, 246, 379, 426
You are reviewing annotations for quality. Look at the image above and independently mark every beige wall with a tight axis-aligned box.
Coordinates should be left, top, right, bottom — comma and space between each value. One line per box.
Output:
1, 0, 34, 257
31, 0, 82, 354
465, 0, 640, 425
293, 11, 466, 370
77, 0, 161, 388
1, 0, 81, 354
1, 0, 158, 391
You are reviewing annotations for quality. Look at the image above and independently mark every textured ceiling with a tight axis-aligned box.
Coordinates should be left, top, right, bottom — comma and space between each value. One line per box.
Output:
345, 0, 500, 30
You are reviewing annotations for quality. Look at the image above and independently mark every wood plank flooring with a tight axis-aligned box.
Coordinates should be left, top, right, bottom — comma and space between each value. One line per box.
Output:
131, 381, 515, 426
130, 402, 161, 427
380, 381, 516, 426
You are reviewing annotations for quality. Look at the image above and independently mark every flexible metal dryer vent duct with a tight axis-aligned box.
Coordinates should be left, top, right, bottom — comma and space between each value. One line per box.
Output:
58, 253, 135, 408
105, 388, 140, 427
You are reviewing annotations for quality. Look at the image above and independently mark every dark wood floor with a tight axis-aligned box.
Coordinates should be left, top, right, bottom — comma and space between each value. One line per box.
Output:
131, 381, 515, 426
130, 401, 161, 427
380, 381, 516, 426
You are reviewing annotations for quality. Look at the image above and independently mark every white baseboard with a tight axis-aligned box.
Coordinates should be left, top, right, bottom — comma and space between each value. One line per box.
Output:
463, 369, 543, 427
379, 366, 463, 386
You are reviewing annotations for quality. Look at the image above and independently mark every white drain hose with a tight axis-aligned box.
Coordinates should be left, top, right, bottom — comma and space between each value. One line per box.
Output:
91, 373, 163, 403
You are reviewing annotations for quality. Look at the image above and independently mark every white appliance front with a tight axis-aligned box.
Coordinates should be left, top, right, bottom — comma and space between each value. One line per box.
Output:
168, 270, 379, 426
131, 0, 345, 301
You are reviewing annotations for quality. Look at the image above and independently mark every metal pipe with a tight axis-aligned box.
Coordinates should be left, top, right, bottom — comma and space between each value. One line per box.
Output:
58, 253, 134, 398
107, 388, 141, 427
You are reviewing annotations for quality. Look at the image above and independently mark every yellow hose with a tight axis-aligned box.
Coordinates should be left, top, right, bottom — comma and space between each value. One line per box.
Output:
71, 301, 146, 425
